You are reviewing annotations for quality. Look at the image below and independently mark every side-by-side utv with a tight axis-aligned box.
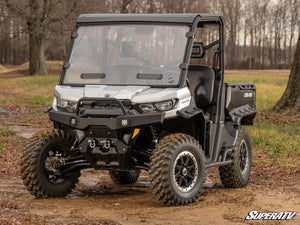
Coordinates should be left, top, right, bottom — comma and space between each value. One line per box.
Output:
20, 14, 256, 205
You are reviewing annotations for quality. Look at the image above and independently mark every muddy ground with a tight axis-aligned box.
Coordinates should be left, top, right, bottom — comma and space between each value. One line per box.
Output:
0, 166, 299, 225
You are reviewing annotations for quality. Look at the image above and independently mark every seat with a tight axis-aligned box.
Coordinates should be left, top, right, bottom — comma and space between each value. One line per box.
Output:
187, 66, 215, 108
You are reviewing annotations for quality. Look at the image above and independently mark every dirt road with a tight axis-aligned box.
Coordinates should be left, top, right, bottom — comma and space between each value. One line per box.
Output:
0, 168, 299, 225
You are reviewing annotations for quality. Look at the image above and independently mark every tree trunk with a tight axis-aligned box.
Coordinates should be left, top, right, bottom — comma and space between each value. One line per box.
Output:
26, 0, 47, 75
28, 26, 47, 75
272, 34, 300, 113
243, 20, 247, 63
28, 22, 38, 75
37, 34, 47, 75
121, 0, 133, 13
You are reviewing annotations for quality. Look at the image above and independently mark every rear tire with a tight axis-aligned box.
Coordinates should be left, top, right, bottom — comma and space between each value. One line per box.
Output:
219, 127, 252, 188
109, 170, 140, 185
20, 130, 81, 197
149, 133, 206, 205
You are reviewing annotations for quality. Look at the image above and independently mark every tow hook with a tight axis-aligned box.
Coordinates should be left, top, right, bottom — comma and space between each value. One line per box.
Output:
88, 139, 96, 148
100, 139, 111, 149
87, 139, 112, 150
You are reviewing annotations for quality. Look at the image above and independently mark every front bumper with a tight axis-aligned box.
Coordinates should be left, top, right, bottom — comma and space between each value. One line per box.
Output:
49, 110, 164, 130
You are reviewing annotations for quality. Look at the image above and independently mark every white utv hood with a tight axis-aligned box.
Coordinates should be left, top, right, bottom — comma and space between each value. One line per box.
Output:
53, 85, 191, 118
54, 85, 151, 102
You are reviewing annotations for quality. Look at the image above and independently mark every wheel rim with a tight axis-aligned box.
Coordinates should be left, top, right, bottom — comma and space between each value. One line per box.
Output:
239, 140, 249, 175
44, 148, 67, 184
173, 151, 198, 192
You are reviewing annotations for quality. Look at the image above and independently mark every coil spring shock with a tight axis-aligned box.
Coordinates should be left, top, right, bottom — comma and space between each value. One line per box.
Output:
150, 125, 158, 147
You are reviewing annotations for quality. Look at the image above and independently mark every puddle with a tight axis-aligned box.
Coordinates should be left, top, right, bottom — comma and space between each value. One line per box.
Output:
67, 186, 147, 199
135, 181, 150, 188
78, 176, 102, 187
66, 190, 85, 199
8, 125, 43, 139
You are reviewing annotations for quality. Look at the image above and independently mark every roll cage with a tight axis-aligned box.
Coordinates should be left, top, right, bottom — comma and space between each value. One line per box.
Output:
59, 14, 224, 88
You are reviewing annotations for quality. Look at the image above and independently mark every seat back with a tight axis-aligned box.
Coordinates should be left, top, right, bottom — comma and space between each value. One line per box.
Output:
187, 66, 215, 108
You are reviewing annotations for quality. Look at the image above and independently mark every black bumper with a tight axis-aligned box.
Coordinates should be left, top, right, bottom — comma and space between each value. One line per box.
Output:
49, 110, 164, 130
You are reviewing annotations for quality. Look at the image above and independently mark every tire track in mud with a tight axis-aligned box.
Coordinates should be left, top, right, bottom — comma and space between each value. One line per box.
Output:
0, 170, 299, 225
0, 177, 30, 199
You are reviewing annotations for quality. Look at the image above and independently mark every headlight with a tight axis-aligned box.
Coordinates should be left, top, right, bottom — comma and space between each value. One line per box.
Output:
138, 100, 175, 113
57, 98, 77, 112
139, 103, 156, 113
155, 100, 174, 111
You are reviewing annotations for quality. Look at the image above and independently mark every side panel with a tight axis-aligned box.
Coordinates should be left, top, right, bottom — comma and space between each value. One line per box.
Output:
225, 82, 256, 125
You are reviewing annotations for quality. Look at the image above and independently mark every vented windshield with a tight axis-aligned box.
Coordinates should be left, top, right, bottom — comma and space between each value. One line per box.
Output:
63, 24, 189, 86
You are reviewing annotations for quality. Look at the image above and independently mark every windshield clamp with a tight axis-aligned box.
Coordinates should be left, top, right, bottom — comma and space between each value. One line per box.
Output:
179, 63, 188, 70
63, 62, 70, 69
185, 31, 195, 38
71, 32, 78, 38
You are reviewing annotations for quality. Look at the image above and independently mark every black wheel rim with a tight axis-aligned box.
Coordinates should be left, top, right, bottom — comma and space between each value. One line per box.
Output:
43, 143, 69, 184
239, 140, 249, 174
44, 149, 64, 184
173, 151, 198, 192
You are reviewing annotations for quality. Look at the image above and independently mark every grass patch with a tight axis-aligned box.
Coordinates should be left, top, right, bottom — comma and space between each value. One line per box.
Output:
23, 95, 53, 105
16, 75, 59, 85
0, 142, 7, 154
255, 84, 285, 111
225, 70, 288, 111
26, 86, 41, 92
0, 61, 63, 75
224, 71, 299, 166
225, 75, 288, 85
0, 127, 16, 136
0, 74, 58, 106
225, 70, 289, 86
225, 70, 289, 85
248, 121, 300, 166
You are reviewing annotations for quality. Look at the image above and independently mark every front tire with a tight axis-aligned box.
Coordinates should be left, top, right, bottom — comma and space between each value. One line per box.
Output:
20, 130, 81, 197
219, 127, 252, 188
149, 133, 206, 205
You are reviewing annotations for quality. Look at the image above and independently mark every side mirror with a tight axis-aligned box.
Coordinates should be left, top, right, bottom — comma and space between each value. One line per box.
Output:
191, 42, 205, 58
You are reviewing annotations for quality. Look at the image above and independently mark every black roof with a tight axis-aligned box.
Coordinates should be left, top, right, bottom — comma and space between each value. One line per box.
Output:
76, 13, 223, 24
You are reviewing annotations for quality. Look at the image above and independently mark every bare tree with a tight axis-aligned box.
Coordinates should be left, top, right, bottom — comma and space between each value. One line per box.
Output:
109, 0, 135, 13
4, 0, 79, 75
288, 0, 299, 65
221, 0, 241, 69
